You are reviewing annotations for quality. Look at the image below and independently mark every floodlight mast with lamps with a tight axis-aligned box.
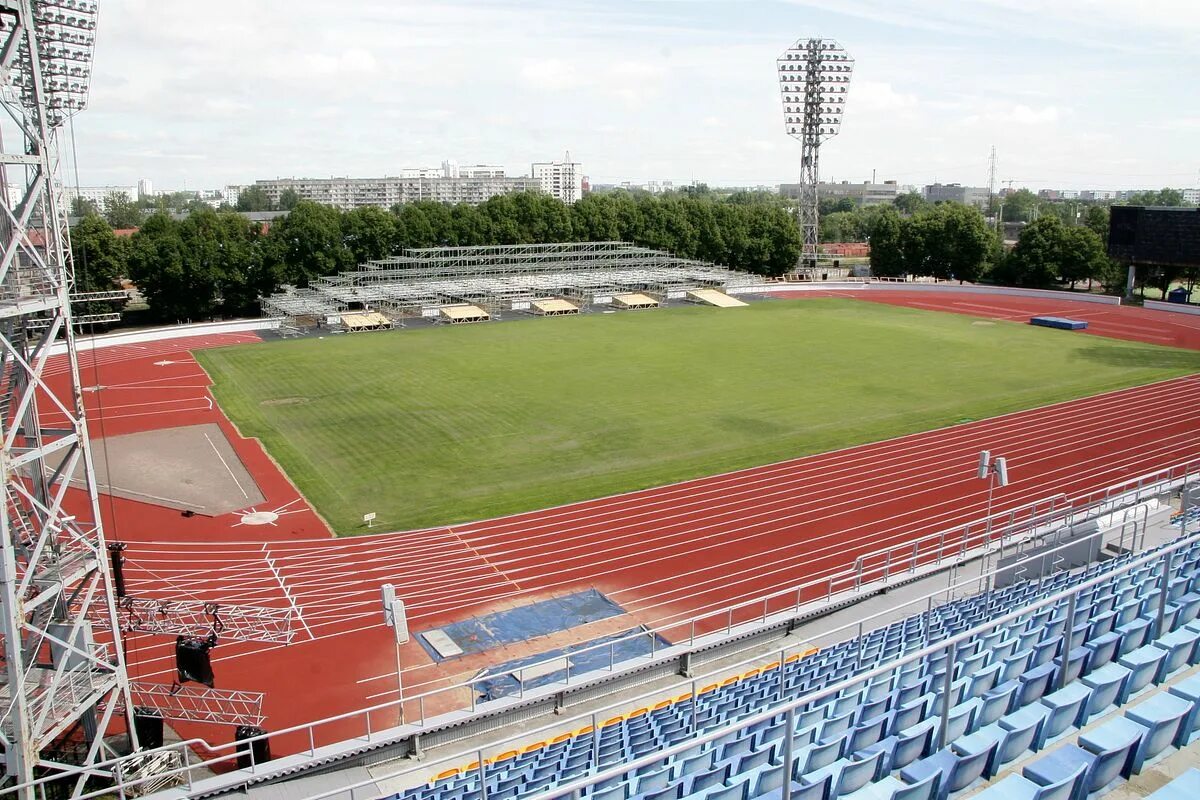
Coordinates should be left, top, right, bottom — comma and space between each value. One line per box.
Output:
0, 1, 139, 797
777, 38, 854, 277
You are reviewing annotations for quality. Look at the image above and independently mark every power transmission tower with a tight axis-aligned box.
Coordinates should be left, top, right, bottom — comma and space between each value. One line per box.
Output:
777, 38, 854, 278
0, 2, 137, 797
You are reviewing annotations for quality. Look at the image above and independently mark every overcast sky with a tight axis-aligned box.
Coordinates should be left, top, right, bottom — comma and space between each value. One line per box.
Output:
70, 0, 1200, 192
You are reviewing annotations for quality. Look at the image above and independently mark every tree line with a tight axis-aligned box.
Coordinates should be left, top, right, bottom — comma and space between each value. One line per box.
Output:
71, 192, 802, 323
70, 185, 1199, 326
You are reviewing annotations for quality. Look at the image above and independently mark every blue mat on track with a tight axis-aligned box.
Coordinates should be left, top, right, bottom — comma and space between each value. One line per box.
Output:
474, 627, 670, 701
416, 589, 625, 662
1030, 315, 1088, 330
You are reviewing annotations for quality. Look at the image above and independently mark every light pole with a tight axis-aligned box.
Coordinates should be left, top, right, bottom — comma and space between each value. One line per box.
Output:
777, 37, 855, 278
381, 583, 410, 723
977, 450, 1011, 543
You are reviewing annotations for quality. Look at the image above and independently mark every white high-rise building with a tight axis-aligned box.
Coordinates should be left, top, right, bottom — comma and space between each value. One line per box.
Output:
63, 184, 137, 213
531, 153, 583, 203
137, 178, 153, 198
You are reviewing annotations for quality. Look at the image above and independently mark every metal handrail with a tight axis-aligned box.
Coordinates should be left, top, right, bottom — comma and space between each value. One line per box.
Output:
2, 464, 1195, 799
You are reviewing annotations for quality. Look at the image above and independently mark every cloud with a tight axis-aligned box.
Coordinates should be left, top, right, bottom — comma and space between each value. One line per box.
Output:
520, 58, 581, 91
65, 0, 1199, 192
1009, 105, 1061, 125
853, 81, 918, 112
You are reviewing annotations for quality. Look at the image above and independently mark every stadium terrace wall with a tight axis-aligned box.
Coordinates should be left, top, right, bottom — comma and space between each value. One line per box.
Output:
735, 281, 1123, 306
1145, 299, 1200, 317
49, 317, 283, 357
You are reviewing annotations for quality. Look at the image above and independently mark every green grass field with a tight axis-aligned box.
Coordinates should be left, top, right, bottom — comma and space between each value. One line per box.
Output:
197, 299, 1200, 534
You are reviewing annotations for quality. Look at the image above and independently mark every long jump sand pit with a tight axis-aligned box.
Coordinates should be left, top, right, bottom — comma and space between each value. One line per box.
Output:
55, 423, 266, 515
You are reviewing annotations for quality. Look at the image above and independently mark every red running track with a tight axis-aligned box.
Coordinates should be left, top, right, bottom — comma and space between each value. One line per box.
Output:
41, 305, 1200, 755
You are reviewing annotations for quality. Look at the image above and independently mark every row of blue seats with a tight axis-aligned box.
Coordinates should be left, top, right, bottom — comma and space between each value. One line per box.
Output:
974, 673, 1200, 800
588, 598, 1200, 800
393, 540, 1200, 800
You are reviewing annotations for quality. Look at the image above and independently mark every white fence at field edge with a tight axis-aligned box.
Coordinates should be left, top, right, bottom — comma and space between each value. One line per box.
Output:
732, 281, 1123, 306
49, 317, 283, 357
1144, 299, 1200, 317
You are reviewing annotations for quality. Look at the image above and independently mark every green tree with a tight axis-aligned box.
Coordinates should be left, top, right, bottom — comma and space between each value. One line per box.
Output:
264, 200, 351, 286
1000, 189, 1039, 223
126, 212, 193, 320
394, 203, 437, 248
450, 203, 491, 246
868, 206, 904, 277
103, 192, 144, 229
341, 206, 398, 263
71, 196, 99, 217
1082, 205, 1110, 241
571, 194, 622, 241
999, 216, 1066, 288
906, 204, 995, 282
278, 188, 301, 211
893, 192, 927, 216
1122, 188, 1189, 208
1058, 226, 1110, 289
236, 186, 275, 212
70, 213, 129, 321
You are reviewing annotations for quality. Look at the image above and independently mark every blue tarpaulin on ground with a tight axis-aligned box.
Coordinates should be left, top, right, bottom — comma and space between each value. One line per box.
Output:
416, 588, 625, 662
1030, 316, 1088, 331
474, 627, 670, 701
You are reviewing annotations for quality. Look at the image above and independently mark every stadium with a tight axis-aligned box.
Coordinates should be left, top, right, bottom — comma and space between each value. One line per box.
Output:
23, 261, 1200, 800
5, 7, 1200, 800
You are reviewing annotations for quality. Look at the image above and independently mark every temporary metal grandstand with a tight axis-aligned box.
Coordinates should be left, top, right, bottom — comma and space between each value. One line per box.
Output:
262, 242, 756, 327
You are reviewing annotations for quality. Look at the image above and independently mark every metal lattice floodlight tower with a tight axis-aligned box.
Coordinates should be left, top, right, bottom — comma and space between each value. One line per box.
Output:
0, 1, 137, 797
777, 38, 854, 276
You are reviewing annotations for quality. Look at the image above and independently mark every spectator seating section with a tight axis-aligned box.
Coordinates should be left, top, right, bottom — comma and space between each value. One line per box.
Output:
389, 539, 1200, 800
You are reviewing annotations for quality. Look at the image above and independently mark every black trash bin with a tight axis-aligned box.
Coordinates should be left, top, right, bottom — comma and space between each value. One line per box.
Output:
235, 726, 270, 769
133, 707, 163, 750
1168, 287, 1191, 304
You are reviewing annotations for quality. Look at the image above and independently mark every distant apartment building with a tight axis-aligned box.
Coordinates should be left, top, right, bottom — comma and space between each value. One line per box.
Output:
63, 185, 137, 211
780, 180, 900, 206
923, 183, 990, 209
531, 154, 583, 203
249, 171, 542, 211
1184, 188, 1200, 204
1079, 190, 1118, 201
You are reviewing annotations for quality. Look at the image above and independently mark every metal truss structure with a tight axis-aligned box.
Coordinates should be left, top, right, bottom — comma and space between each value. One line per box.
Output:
70, 596, 296, 645
263, 241, 755, 326
777, 38, 854, 277
0, 1, 139, 796
107, 682, 265, 728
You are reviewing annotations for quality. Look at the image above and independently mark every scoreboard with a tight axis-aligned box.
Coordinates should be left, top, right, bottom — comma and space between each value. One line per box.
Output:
1108, 206, 1200, 267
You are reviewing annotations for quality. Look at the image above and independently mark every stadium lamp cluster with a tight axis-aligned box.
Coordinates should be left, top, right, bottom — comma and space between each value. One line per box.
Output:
10, 0, 99, 124
777, 38, 854, 139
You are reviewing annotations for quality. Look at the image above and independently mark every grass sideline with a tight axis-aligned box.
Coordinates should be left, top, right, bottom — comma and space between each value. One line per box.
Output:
197, 298, 1200, 534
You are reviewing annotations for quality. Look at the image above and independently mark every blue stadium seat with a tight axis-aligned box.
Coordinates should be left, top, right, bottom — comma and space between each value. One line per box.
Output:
1124, 693, 1191, 772
970, 763, 1085, 800
900, 746, 991, 800
1075, 717, 1143, 786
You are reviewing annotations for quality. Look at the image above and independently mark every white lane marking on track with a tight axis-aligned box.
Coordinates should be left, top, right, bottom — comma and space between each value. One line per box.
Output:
205, 431, 250, 500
